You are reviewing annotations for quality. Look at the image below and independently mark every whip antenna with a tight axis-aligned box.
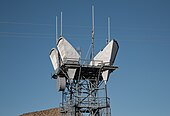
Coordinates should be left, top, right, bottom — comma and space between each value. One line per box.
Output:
56, 16, 58, 44
60, 12, 63, 37
107, 17, 111, 44
91, 5, 95, 60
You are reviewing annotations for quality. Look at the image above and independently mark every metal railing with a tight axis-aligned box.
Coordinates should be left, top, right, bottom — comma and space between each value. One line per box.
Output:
60, 97, 110, 110
62, 58, 111, 67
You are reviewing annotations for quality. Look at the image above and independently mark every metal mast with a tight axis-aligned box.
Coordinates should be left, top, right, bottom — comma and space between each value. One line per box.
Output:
56, 16, 58, 44
91, 5, 95, 61
60, 12, 63, 37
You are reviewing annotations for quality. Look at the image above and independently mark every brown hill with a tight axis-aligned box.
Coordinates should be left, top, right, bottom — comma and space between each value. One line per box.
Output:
20, 108, 61, 116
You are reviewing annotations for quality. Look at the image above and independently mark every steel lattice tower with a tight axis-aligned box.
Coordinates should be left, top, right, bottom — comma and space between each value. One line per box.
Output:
51, 58, 118, 116
50, 4, 119, 116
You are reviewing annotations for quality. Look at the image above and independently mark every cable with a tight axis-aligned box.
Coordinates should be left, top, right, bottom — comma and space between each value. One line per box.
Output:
83, 44, 92, 64
0, 32, 55, 36
0, 22, 53, 26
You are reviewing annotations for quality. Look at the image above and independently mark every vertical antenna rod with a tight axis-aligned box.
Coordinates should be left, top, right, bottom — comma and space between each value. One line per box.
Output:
107, 17, 111, 44
56, 16, 58, 44
60, 12, 63, 37
91, 5, 95, 60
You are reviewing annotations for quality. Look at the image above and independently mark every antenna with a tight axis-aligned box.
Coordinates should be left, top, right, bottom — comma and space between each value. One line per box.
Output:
107, 17, 111, 44
50, 0, 119, 115
91, 5, 95, 60
56, 16, 58, 44
60, 12, 63, 37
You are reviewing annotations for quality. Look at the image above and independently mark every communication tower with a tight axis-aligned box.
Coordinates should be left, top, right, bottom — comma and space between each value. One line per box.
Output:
50, 4, 119, 116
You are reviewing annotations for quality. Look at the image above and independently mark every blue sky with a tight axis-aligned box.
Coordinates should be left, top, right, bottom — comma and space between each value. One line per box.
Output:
0, 0, 170, 116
